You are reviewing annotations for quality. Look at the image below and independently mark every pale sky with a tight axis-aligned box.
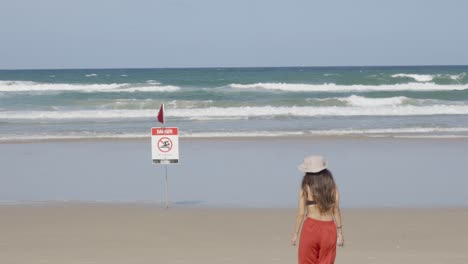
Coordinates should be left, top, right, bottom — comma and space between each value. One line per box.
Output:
1, 0, 467, 69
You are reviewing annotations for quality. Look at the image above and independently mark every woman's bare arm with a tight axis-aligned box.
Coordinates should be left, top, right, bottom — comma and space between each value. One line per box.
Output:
333, 188, 344, 247
333, 189, 342, 227
291, 189, 306, 245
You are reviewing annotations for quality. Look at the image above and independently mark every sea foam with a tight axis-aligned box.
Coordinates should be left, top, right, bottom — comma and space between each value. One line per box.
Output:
392, 73, 467, 82
111, 85, 180, 92
228, 82, 468, 92
0, 81, 180, 93
339, 95, 407, 107
391, 74, 434, 82
2, 127, 468, 142
307, 127, 468, 136
2, 105, 468, 120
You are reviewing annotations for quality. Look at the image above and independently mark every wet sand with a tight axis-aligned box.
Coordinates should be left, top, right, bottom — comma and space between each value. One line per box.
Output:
1, 137, 468, 207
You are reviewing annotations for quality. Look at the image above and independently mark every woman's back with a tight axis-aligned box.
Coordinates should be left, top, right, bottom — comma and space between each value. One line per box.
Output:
304, 187, 335, 221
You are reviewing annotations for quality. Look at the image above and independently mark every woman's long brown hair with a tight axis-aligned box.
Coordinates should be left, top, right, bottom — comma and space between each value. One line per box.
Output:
301, 169, 336, 213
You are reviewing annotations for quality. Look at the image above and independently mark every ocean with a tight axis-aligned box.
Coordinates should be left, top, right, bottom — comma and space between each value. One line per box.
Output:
1, 66, 468, 141
2, 66, 468, 206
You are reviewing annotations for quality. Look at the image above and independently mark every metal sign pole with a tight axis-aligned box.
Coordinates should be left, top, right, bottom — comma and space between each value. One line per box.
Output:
165, 164, 169, 208
163, 118, 169, 209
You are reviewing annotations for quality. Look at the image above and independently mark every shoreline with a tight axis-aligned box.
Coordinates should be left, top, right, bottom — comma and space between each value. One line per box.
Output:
0, 201, 467, 210
3, 133, 468, 144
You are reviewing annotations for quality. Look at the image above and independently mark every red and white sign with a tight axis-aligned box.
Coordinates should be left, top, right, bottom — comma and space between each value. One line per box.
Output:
151, 127, 179, 163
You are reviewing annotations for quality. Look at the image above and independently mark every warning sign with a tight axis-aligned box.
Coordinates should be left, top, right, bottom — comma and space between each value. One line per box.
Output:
151, 127, 179, 163
157, 137, 173, 152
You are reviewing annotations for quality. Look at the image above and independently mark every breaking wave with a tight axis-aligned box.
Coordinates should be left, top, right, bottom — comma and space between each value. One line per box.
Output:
338, 95, 407, 107
2, 127, 468, 142
0, 81, 180, 92
228, 82, 468, 92
2, 104, 468, 121
391, 74, 434, 82
391, 73, 466, 82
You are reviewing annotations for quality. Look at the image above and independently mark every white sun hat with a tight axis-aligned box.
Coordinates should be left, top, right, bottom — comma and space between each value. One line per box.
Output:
298, 155, 327, 173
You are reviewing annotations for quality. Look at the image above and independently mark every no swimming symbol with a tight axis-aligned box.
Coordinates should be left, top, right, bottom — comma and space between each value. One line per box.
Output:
157, 137, 173, 153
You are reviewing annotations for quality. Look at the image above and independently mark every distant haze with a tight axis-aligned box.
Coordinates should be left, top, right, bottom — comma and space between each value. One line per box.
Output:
1, 0, 467, 69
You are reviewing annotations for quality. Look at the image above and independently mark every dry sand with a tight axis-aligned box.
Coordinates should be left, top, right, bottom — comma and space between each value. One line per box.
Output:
1, 204, 467, 264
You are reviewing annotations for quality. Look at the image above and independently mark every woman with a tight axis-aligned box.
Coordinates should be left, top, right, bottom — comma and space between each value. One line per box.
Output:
291, 155, 344, 264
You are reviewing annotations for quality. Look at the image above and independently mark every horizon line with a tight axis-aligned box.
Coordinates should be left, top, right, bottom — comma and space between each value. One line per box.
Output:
1, 64, 468, 71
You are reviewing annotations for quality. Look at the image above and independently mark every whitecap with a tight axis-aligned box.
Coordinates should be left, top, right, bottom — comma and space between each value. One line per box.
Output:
308, 127, 468, 136
110, 85, 180, 93
3, 104, 468, 120
228, 82, 468, 92
0, 81, 123, 92
447, 73, 466, 81
0, 81, 181, 93
339, 95, 407, 107
391, 74, 434, 82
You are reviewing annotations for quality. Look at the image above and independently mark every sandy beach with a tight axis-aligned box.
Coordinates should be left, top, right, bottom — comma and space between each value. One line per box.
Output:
0, 204, 466, 264
1, 137, 468, 263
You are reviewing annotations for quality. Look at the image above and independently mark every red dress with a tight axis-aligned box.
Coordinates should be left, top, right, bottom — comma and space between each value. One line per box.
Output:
299, 217, 337, 264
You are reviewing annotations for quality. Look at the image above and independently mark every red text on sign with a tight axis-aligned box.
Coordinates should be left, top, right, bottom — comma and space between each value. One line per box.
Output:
152, 127, 179, 136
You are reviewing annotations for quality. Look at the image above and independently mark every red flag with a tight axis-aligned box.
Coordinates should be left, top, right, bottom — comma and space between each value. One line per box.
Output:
157, 104, 164, 124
